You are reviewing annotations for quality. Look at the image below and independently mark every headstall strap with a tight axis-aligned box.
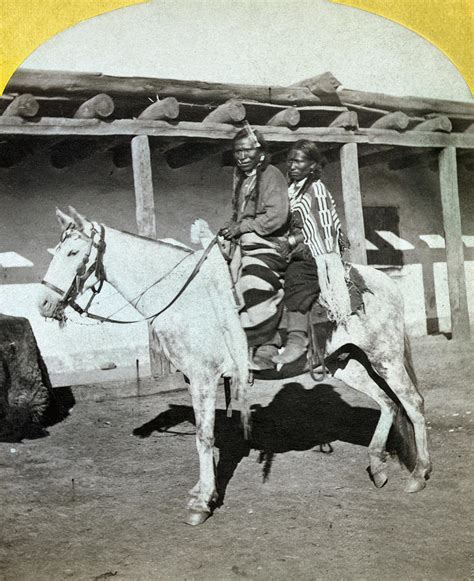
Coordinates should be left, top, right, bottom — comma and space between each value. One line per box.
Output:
42, 222, 107, 314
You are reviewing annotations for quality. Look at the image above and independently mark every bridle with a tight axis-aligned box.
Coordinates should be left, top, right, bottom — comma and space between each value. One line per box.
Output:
41, 222, 106, 315
42, 220, 220, 325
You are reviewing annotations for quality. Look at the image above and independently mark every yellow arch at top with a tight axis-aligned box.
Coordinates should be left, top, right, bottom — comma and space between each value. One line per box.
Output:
332, 0, 473, 95
0, 0, 472, 95
0, 0, 147, 94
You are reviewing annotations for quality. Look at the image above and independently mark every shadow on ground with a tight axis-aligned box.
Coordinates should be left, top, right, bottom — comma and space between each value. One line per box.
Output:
0, 384, 75, 443
133, 382, 386, 506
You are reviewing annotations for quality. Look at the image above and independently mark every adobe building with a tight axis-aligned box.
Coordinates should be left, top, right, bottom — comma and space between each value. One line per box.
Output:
0, 69, 472, 385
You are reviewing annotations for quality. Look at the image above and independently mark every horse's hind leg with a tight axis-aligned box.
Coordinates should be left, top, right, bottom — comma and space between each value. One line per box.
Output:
185, 374, 218, 526
379, 365, 432, 493
334, 360, 397, 488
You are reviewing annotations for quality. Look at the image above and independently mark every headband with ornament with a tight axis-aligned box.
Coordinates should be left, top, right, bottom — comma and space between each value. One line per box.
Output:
243, 121, 261, 149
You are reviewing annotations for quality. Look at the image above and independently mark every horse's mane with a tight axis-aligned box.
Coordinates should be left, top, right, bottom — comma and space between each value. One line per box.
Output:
116, 228, 193, 254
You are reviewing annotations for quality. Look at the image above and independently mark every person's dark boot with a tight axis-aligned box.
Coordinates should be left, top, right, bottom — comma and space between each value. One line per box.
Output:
272, 331, 308, 365
250, 333, 282, 370
272, 312, 309, 365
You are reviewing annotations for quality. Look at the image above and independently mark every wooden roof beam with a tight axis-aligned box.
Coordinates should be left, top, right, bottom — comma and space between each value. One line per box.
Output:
9, 69, 474, 119
370, 111, 410, 131
2, 117, 474, 148
202, 99, 246, 124
138, 97, 179, 121
329, 110, 359, 130
266, 107, 300, 128
412, 116, 452, 133
72, 93, 114, 119
2, 94, 39, 118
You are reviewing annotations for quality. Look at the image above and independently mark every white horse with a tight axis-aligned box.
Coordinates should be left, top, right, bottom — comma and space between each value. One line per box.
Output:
38, 208, 431, 525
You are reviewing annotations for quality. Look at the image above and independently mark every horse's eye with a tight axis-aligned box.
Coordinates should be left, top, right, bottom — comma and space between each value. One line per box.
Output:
67, 249, 79, 257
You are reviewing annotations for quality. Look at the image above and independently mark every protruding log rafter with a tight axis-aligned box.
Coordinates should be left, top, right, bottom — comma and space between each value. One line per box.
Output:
164, 99, 246, 169
370, 111, 410, 131
412, 115, 452, 133
138, 97, 179, 121
112, 99, 247, 169
384, 119, 453, 170
50, 94, 115, 168
110, 97, 180, 167
350, 115, 456, 170
72, 93, 114, 119
202, 99, 246, 124
266, 107, 300, 128
0, 95, 40, 166
329, 110, 359, 130
2, 94, 39, 118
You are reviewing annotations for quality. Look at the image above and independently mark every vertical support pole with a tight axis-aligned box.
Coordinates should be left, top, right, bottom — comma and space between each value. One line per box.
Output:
340, 142, 367, 265
438, 146, 470, 339
131, 135, 156, 238
131, 135, 171, 378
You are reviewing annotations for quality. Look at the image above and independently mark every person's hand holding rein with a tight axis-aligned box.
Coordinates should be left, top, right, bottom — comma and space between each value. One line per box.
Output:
219, 221, 241, 240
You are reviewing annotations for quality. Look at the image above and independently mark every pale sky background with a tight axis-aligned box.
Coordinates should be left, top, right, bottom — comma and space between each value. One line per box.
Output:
23, 0, 472, 102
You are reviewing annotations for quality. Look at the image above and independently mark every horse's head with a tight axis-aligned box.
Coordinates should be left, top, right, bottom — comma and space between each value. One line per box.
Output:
38, 207, 106, 322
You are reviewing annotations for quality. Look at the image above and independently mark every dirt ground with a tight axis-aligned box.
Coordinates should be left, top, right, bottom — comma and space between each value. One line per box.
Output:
1, 335, 473, 581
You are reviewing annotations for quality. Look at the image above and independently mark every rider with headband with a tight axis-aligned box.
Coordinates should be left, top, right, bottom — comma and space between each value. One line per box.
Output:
220, 125, 289, 368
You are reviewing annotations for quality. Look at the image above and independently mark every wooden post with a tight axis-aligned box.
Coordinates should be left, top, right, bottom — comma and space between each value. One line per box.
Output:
340, 142, 367, 265
131, 135, 171, 378
438, 146, 470, 339
131, 135, 156, 238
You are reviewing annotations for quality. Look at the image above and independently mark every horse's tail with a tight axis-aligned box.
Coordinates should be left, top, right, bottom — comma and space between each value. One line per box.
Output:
392, 406, 417, 471
390, 333, 418, 470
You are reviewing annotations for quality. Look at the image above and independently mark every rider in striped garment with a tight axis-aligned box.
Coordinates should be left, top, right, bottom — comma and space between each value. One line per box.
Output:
273, 140, 349, 365
220, 126, 289, 367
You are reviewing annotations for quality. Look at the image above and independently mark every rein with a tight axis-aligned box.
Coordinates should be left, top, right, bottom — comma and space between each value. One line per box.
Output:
42, 222, 219, 325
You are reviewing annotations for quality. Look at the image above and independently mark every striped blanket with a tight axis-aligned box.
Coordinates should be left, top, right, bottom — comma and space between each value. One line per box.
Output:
288, 179, 342, 256
230, 232, 287, 348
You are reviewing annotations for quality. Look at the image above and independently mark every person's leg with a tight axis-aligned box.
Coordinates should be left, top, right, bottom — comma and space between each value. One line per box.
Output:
273, 254, 319, 365
272, 310, 308, 364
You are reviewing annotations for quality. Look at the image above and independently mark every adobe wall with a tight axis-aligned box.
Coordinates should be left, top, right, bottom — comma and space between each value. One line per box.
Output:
0, 147, 472, 384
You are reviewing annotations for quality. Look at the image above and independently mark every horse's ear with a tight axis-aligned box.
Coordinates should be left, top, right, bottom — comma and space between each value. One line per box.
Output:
56, 208, 74, 231
68, 206, 88, 231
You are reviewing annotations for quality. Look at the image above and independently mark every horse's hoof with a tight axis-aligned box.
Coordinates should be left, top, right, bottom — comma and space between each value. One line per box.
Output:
367, 465, 388, 488
184, 509, 211, 526
405, 477, 427, 493
372, 470, 389, 489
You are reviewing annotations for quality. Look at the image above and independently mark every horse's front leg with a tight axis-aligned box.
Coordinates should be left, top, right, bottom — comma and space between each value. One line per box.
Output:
185, 375, 218, 526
